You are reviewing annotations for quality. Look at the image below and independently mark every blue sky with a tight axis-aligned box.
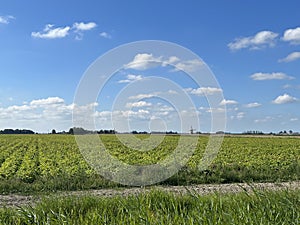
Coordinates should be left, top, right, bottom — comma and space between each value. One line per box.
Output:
0, 0, 300, 133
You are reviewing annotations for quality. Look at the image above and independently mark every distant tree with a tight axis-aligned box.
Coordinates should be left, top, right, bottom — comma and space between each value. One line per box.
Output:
166, 131, 178, 135
289, 130, 293, 135
68, 128, 74, 135
51, 129, 56, 134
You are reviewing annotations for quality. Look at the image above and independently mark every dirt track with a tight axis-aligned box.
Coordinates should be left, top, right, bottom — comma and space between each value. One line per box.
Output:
0, 181, 299, 208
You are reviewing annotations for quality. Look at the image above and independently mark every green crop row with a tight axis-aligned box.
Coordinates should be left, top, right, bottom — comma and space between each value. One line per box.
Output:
0, 134, 299, 193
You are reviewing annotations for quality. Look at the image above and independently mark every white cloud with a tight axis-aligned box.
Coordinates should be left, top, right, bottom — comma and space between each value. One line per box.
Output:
186, 87, 223, 96
283, 84, 292, 89
167, 90, 178, 95
250, 72, 294, 81
157, 104, 175, 112
31, 24, 70, 39
30, 97, 65, 106
128, 90, 180, 102
228, 30, 278, 50
124, 53, 162, 70
272, 93, 298, 104
126, 101, 152, 108
206, 107, 226, 113
283, 84, 300, 90
97, 109, 150, 122
6, 105, 31, 111
73, 22, 97, 31
128, 93, 155, 100
237, 112, 245, 120
166, 56, 180, 64
220, 99, 238, 105
282, 27, 300, 45
290, 118, 298, 122
172, 59, 203, 72
100, 32, 112, 39
73, 22, 97, 40
279, 52, 300, 63
255, 116, 273, 123
32, 21, 97, 40
0, 97, 77, 132
245, 102, 262, 108
118, 74, 143, 83
0, 15, 14, 24
124, 53, 203, 72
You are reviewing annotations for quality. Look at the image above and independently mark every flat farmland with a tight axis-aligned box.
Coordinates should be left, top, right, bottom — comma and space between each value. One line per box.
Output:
0, 134, 299, 193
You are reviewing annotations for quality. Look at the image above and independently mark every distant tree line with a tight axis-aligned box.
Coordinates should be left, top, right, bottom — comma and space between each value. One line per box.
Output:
243, 131, 264, 135
242, 130, 299, 136
67, 127, 116, 135
132, 130, 178, 135
1, 127, 299, 136
0, 129, 35, 134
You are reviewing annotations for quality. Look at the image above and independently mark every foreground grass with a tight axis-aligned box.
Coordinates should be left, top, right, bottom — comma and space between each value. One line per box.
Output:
0, 189, 299, 224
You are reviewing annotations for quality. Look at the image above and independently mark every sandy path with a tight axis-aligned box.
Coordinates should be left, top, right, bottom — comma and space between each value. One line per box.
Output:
0, 181, 299, 208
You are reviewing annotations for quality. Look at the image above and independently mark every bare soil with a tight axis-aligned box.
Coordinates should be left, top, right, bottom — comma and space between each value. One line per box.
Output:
1, 181, 299, 208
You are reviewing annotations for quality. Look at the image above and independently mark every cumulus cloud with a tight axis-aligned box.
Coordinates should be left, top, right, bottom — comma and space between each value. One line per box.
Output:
165, 56, 180, 64
128, 90, 179, 101
110, 109, 150, 120
167, 90, 178, 95
126, 101, 152, 108
279, 52, 300, 63
73, 22, 97, 40
206, 107, 226, 113
228, 30, 278, 51
255, 116, 273, 123
30, 97, 65, 106
272, 93, 298, 104
73, 22, 97, 31
100, 32, 112, 39
0, 97, 76, 132
118, 74, 143, 83
31, 24, 71, 39
32, 21, 97, 40
236, 112, 245, 120
282, 27, 300, 45
172, 59, 204, 72
0, 96, 198, 133
245, 102, 262, 108
250, 72, 294, 81
0, 15, 14, 24
283, 84, 300, 90
124, 53, 203, 72
124, 53, 162, 70
186, 87, 223, 96
128, 93, 155, 100
220, 99, 238, 106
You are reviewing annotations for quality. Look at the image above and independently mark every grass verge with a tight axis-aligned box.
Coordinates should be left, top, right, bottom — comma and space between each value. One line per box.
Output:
0, 189, 299, 224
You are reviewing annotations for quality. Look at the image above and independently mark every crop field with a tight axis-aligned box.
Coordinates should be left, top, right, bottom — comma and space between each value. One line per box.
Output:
0, 134, 299, 193
0, 134, 299, 224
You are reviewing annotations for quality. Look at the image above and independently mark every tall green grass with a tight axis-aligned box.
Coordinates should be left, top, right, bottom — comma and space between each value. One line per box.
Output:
0, 189, 299, 224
